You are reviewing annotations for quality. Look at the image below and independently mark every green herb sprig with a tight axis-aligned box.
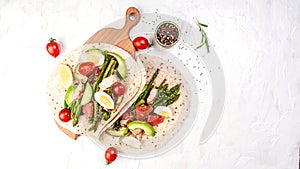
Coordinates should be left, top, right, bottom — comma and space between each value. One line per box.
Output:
194, 18, 210, 53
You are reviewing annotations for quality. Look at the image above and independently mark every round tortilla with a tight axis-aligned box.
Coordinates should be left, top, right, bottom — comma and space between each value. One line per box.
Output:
97, 53, 191, 154
46, 43, 144, 135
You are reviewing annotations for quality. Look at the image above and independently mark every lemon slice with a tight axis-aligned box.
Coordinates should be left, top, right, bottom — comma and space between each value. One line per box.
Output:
154, 106, 173, 117
121, 137, 141, 148
58, 63, 73, 89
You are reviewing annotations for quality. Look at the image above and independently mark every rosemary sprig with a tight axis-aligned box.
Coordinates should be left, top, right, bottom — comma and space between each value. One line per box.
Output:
194, 18, 210, 53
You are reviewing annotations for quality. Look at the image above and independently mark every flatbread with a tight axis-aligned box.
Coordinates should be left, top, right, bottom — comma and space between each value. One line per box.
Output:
97, 54, 191, 154
47, 47, 84, 135
46, 43, 143, 136
80, 54, 146, 136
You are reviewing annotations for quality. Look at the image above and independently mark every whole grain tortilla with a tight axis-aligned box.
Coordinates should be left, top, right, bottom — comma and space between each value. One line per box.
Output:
46, 43, 145, 136
96, 53, 191, 154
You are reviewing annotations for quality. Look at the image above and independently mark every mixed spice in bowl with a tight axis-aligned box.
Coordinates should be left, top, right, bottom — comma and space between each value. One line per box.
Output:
155, 21, 180, 48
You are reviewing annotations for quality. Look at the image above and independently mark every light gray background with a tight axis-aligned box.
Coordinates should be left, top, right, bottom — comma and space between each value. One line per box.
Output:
0, 0, 299, 169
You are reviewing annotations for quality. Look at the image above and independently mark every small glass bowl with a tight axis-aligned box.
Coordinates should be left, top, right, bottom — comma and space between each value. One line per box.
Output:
155, 21, 180, 48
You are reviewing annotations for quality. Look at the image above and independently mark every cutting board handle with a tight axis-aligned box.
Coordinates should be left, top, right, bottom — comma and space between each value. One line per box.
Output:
123, 7, 141, 33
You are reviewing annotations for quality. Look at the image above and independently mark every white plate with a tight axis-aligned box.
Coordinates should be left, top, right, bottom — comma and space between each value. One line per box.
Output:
93, 13, 225, 159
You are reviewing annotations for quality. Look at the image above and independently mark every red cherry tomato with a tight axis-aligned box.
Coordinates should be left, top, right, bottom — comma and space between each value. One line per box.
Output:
46, 37, 61, 58
112, 82, 126, 96
133, 36, 149, 50
105, 147, 118, 164
78, 62, 95, 76
147, 114, 164, 126
58, 108, 71, 122
135, 104, 153, 121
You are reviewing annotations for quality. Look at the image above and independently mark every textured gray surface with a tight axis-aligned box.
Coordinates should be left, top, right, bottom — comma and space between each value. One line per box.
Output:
0, 0, 299, 169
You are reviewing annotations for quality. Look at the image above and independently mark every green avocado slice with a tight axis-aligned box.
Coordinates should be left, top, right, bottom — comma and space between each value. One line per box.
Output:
80, 82, 93, 105
65, 85, 77, 107
106, 51, 127, 79
127, 121, 156, 136
106, 127, 129, 137
85, 48, 104, 54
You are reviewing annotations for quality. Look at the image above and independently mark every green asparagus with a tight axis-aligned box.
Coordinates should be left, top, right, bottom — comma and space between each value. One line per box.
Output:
103, 59, 116, 79
93, 54, 111, 92
133, 69, 159, 107
72, 104, 82, 127
89, 101, 100, 131
152, 83, 181, 108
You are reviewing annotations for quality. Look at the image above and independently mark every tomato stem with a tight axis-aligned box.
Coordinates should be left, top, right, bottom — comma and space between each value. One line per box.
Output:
105, 161, 112, 165
49, 37, 56, 42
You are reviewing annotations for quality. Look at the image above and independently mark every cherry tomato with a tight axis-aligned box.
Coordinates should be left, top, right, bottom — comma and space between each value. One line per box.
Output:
105, 147, 118, 164
135, 104, 153, 121
133, 36, 149, 50
58, 108, 71, 122
112, 82, 126, 96
46, 37, 61, 58
147, 114, 164, 126
78, 62, 95, 76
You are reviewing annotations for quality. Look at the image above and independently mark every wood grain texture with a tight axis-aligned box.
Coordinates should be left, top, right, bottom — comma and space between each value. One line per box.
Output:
55, 120, 79, 140
84, 7, 140, 56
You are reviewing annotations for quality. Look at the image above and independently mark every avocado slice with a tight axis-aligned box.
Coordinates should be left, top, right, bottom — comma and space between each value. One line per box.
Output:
80, 82, 93, 105
106, 127, 129, 137
106, 51, 127, 79
65, 85, 77, 107
127, 121, 156, 136
86, 48, 104, 54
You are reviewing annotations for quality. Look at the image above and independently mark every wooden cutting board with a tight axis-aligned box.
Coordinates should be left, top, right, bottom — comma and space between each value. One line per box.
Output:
56, 7, 141, 140
84, 6, 140, 56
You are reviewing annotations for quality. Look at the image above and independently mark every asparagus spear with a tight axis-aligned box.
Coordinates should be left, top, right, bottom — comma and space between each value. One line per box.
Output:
156, 79, 167, 90
168, 83, 181, 95
70, 100, 77, 119
166, 93, 180, 106
133, 69, 159, 107
72, 104, 82, 127
108, 61, 117, 76
93, 54, 112, 92
152, 83, 181, 108
89, 101, 100, 131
